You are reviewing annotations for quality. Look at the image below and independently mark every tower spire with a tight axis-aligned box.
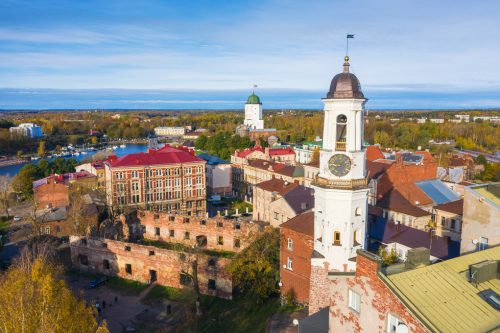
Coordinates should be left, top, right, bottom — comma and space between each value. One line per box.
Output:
344, 34, 354, 73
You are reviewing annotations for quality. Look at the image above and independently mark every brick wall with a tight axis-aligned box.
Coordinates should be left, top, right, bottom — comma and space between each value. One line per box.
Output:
280, 228, 314, 304
139, 210, 259, 252
308, 259, 331, 315
34, 182, 69, 209
70, 236, 233, 299
327, 252, 429, 333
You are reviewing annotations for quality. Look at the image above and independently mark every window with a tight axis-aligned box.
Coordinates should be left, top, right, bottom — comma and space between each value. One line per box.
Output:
234, 224, 241, 230
180, 273, 192, 286
348, 289, 361, 312
132, 182, 139, 191
132, 194, 140, 203
217, 236, 224, 245
103, 259, 110, 269
81, 239, 87, 245
125, 264, 132, 275
200, 219, 206, 225
184, 217, 190, 223
155, 227, 160, 236
149, 250, 155, 256
125, 246, 131, 251
184, 232, 190, 240
156, 169, 162, 176
208, 279, 216, 290
208, 259, 216, 267
355, 207, 361, 216
234, 238, 241, 248
287, 238, 293, 250
387, 314, 406, 333
450, 219, 456, 230
132, 170, 139, 178
79, 254, 89, 266
441, 216, 446, 226
479, 237, 488, 251
169, 216, 175, 222
217, 222, 223, 228
353, 230, 360, 246
333, 231, 341, 245
274, 212, 279, 220
287, 257, 293, 270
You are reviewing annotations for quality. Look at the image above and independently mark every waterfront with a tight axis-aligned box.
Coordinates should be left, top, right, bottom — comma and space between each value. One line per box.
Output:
0, 144, 150, 177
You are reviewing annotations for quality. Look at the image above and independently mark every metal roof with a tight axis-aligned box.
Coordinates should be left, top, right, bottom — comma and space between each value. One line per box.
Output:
415, 179, 460, 205
387, 246, 500, 333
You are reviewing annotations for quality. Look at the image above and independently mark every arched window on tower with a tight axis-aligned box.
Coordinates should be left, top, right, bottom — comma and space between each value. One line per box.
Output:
333, 231, 341, 246
353, 229, 360, 246
336, 114, 347, 151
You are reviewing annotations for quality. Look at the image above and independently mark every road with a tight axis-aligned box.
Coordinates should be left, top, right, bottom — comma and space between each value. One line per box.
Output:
454, 149, 500, 163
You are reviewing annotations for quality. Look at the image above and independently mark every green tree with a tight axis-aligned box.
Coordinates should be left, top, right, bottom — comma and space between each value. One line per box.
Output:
37, 140, 46, 157
378, 247, 399, 266
373, 130, 391, 148
11, 164, 38, 199
16, 150, 23, 159
475, 155, 487, 165
195, 135, 208, 150
228, 228, 280, 303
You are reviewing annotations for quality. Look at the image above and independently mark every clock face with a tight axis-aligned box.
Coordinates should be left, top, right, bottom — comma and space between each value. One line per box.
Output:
328, 154, 351, 177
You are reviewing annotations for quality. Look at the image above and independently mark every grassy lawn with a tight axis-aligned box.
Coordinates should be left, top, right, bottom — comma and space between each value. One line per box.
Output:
141, 284, 184, 304
140, 239, 236, 259
198, 295, 281, 333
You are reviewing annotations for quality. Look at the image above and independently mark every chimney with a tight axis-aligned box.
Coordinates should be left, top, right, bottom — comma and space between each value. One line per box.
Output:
301, 202, 308, 210
396, 153, 403, 165
396, 221, 401, 231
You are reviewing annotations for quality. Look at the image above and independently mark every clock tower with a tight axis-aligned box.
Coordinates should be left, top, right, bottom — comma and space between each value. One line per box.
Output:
311, 56, 369, 271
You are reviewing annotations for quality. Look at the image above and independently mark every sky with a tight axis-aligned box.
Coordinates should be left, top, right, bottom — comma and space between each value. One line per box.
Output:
1, 0, 500, 109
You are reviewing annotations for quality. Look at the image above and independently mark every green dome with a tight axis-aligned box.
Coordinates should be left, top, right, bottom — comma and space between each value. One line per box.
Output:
246, 93, 261, 104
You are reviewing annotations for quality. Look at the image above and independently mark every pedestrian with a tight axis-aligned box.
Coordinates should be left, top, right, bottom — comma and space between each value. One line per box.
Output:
102, 300, 106, 309
96, 303, 101, 315
114, 296, 118, 303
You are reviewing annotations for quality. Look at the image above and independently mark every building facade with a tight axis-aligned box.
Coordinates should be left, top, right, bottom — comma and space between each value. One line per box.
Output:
104, 145, 207, 216
433, 199, 463, 242
154, 126, 186, 137
9, 123, 43, 138
197, 153, 232, 196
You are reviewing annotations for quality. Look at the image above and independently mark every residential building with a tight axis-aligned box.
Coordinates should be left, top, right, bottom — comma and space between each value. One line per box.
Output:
197, 153, 232, 196
303, 161, 319, 187
303, 246, 500, 333
433, 199, 463, 241
154, 126, 186, 137
294, 140, 322, 164
231, 144, 296, 165
280, 211, 314, 304
454, 114, 470, 122
9, 123, 43, 138
33, 171, 97, 210
252, 178, 313, 226
76, 160, 107, 189
429, 118, 445, 124
232, 158, 304, 201
460, 183, 500, 254
104, 145, 207, 216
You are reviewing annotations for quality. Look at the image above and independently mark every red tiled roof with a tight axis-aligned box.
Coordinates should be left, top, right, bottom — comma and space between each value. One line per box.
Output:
268, 148, 295, 156
377, 190, 431, 217
366, 160, 392, 180
33, 171, 96, 188
434, 199, 463, 215
280, 211, 314, 237
414, 151, 434, 162
256, 178, 300, 195
366, 145, 385, 161
394, 183, 433, 206
110, 146, 203, 168
248, 159, 303, 178
235, 146, 264, 158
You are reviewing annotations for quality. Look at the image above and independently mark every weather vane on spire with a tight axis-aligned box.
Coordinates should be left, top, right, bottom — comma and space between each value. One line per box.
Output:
346, 34, 354, 61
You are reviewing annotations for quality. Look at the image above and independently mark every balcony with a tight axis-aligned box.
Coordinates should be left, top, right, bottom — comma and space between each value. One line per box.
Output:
336, 141, 346, 151
313, 176, 368, 190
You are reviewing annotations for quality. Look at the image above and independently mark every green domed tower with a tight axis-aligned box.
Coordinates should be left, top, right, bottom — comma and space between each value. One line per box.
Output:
246, 92, 261, 105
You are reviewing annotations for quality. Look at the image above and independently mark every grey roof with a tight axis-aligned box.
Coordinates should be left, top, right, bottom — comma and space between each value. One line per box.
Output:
299, 307, 329, 333
283, 186, 314, 214
386, 152, 424, 164
36, 206, 68, 222
416, 179, 460, 205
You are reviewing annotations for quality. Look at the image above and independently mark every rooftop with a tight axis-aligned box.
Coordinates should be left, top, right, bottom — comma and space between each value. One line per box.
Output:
197, 153, 230, 165
32, 170, 96, 188
434, 199, 464, 215
282, 186, 314, 214
377, 189, 431, 217
248, 159, 304, 178
109, 145, 204, 168
280, 211, 314, 237
469, 183, 500, 206
387, 246, 500, 333
255, 177, 300, 195
416, 179, 461, 205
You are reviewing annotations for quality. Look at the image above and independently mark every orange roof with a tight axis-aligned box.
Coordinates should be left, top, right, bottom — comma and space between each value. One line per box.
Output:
280, 211, 314, 236
366, 145, 385, 161
394, 183, 433, 206
256, 178, 300, 195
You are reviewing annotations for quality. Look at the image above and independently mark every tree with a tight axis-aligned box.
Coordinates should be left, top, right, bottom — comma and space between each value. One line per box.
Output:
228, 228, 280, 303
310, 146, 320, 165
475, 154, 487, 166
373, 130, 391, 148
37, 140, 46, 157
0, 247, 109, 333
11, 164, 38, 199
0, 176, 11, 219
90, 136, 98, 145
378, 246, 399, 266
16, 150, 23, 159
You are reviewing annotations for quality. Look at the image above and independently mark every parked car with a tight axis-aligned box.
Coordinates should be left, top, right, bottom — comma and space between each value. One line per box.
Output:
13, 216, 22, 222
86, 277, 109, 289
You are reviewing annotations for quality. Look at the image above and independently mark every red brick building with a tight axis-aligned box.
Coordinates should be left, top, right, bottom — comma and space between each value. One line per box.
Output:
279, 211, 314, 304
70, 236, 233, 299
104, 145, 206, 216
138, 210, 260, 252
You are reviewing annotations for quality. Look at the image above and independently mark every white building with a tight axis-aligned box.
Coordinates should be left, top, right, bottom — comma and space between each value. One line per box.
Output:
416, 118, 427, 124
294, 141, 322, 164
243, 93, 264, 130
311, 56, 369, 272
9, 123, 43, 138
154, 126, 186, 137
455, 114, 470, 122
429, 118, 445, 124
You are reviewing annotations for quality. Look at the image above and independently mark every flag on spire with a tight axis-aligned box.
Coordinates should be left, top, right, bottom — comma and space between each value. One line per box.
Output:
347, 34, 354, 38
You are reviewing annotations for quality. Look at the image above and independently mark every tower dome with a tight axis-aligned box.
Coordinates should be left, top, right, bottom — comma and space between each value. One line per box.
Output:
326, 56, 364, 99
246, 92, 261, 104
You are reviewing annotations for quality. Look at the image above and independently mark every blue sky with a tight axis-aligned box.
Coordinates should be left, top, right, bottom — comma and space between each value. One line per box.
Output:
1, 0, 500, 109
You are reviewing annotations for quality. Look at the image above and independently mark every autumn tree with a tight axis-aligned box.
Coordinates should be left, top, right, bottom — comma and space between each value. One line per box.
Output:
37, 140, 46, 157
228, 227, 280, 303
0, 245, 109, 333
310, 146, 320, 165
